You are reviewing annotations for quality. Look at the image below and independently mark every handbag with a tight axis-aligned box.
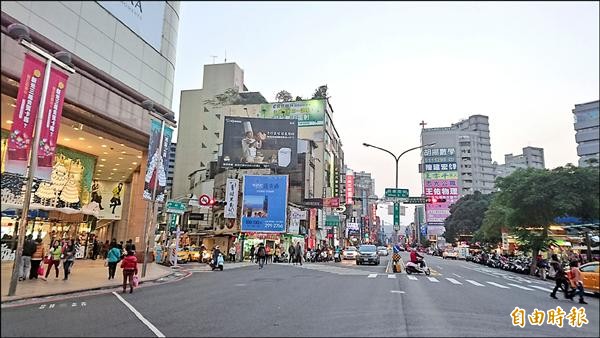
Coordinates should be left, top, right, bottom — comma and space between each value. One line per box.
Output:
104, 259, 108, 267
37, 264, 45, 276
43, 255, 52, 264
132, 275, 139, 287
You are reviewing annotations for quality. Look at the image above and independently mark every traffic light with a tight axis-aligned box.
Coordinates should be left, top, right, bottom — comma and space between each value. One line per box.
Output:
208, 199, 227, 207
426, 197, 447, 203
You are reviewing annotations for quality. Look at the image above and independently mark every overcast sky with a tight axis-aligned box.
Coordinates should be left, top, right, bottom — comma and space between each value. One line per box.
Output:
171, 1, 599, 227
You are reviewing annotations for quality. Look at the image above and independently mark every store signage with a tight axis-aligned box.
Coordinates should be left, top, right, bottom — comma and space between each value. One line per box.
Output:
36, 66, 69, 180
243, 232, 281, 240
345, 171, 354, 205
309, 208, 317, 229
303, 198, 323, 208
143, 119, 173, 203
224, 178, 239, 219
323, 197, 340, 208
5, 54, 46, 176
333, 166, 340, 197
97, 1, 166, 51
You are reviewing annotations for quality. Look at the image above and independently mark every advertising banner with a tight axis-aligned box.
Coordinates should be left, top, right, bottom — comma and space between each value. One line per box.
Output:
323, 197, 340, 208
423, 162, 458, 172
346, 222, 360, 237
424, 171, 458, 180
221, 117, 298, 169
423, 179, 459, 196
36, 67, 69, 180
5, 54, 46, 176
224, 178, 239, 219
143, 119, 173, 202
309, 208, 317, 229
423, 147, 456, 157
94, 180, 126, 220
241, 175, 288, 233
259, 99, 326, 127
288, 206, 304, 235
345, 170, 354, 205
422, 147, 458, 225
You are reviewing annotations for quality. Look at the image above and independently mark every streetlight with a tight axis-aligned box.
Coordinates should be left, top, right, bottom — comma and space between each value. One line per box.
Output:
6, 23, 76, 296
362, 142, 436, 189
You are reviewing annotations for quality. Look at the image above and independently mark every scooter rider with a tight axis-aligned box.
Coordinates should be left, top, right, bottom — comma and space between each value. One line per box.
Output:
410, 248, 425, 268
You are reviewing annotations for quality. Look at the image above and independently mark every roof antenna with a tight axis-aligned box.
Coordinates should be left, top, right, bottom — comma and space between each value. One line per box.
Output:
210, 55, 217, 64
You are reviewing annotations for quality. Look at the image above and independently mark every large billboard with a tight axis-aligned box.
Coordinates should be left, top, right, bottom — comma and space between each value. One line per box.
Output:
422, 147, 458, 225
259, 99, 326, 127
241, 175, 288, 233
221, 117, 298, 169
143, 119, 173, 203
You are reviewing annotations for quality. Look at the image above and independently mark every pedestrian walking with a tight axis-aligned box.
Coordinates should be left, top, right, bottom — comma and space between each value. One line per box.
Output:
229, 245, 236, 262
19, 234, 36, 281
265, 245, 271, 264
249, 245, 255, 263
567, 260, 588, 304
120, 250, 138, 294
45, 240, 62, 279
257, 243, 266, 269
295, 242, 303, 266
62, 239, 76, 280
106, 243, 122, 280
125, 239, 136, 253
29, 237, 45, 280
101, 240, 110, 259
549, 254, 569, 299
92, 239, 100, 260
288, 244, 295, 264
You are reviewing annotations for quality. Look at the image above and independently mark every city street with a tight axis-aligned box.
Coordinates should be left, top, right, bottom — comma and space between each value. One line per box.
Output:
2, 253, 598, 337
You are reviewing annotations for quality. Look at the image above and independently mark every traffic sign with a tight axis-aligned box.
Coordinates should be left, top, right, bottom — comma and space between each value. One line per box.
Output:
168, 214, 177, 231
166, 200, 186, 215
404, 196, 428, 204
385, 188, 409, 198
393, 202, 400, 226
198, 194, 211, 206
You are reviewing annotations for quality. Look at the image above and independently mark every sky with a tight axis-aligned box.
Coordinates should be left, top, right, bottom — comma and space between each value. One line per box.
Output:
170, 1, 600, 228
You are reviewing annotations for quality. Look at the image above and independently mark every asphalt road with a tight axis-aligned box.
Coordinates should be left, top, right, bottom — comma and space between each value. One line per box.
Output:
2, 253, 598, 337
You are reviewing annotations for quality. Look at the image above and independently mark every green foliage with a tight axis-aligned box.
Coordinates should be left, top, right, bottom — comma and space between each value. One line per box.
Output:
204, 88, 240, 106
443, 191, 493, 244
474, 197, 508, 245
275, 90, 293, 102
312, 85, 328, 99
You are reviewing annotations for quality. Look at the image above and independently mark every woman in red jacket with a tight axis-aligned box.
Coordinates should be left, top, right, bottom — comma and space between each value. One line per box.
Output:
120, 250, 138, 294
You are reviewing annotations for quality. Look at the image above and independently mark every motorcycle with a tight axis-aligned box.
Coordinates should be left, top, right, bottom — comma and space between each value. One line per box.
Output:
209, 253, 224, 271
334, 251, 341, 262
405, 259, 431, 276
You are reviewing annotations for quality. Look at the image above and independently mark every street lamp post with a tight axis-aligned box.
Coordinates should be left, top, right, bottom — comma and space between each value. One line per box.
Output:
6, 24, 76, 297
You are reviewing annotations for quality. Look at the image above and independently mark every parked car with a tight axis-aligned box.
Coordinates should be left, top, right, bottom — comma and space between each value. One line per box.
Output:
342, 247, 359, 260
377, 246, 389, 256
356, 245, 380, 265
443, 249, 459, 260
576, 261, 600, 294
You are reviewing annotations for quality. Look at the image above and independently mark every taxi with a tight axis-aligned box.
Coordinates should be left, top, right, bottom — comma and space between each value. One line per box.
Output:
578, 261, 599, 294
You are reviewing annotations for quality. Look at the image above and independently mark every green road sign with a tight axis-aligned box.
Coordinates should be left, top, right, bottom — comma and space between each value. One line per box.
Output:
404, 196, 428, 204
325, 215, 340, 227
166, 200, 186, 214
393, 202, 400, 226
169, 214, 177, 232
385, 188, 409, 198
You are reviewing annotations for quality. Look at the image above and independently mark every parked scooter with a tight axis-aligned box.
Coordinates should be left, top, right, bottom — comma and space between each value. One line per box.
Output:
209, 253, 224, 271
405, 259, 431, 276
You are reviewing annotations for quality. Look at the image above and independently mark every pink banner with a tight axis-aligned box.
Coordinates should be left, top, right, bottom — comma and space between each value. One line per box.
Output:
423, 179, 459, 196
36, 67, 69, 180
345, 173, 354, 205
5, 54, 46, 175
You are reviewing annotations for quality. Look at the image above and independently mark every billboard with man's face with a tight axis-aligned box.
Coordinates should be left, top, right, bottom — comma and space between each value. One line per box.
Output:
221, 117, 298, 169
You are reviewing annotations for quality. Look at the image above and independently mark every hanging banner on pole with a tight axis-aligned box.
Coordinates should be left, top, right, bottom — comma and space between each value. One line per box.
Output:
224, 178, 239, 219
143, 119, 173, 202
36, 67, 69, 180
5, 54, 46, 176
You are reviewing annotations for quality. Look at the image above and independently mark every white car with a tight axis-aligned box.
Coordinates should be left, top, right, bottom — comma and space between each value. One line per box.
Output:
377, 246, 389, 256
342, 247, 358, 260
443, 250, 459, 260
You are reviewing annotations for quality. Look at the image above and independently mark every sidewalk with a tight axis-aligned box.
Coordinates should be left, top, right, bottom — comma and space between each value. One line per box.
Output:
1, 259, 172, 303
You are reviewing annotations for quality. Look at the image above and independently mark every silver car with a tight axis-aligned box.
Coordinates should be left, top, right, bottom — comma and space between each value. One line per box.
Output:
342, 247, 358, 260
377, 246, 389, 256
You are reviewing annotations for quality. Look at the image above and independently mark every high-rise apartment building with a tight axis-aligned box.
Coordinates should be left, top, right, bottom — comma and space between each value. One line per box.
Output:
420, 115, 495, 227
493, 146, 545, 178
573, 100, 599, 167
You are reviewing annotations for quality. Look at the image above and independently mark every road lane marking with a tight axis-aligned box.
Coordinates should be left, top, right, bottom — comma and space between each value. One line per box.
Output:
436, 266, 443, 270
427, 277, 439, 282
388, 274, 396, 279
466, 280, 484, 286
446, 278, 462, 285
48, 304, 55, 309
112, 292, 165, 337
453, 273, 462, 278
507, 283, 534, 291
486, 281, 510, 289
407, 275, 418, 280
368, 274, 377, 278
529, 285, 554, 292
390, 290, 406, 294
39, 305, 46, 309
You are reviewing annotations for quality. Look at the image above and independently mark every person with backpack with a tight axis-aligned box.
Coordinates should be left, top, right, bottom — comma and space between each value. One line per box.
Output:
257, 243, 266, 269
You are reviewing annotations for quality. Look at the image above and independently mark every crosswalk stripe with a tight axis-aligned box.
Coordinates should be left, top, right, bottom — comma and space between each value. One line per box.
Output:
388, 274, 396, 279
407, 275, 418, 280
486, 281, 510, 289
368, 274, 377, 278
427, 277, 439, 282
529, 285, 554, 292
466, 280, 484, 286
507, 283, 534, 291
446, 278, 462, 285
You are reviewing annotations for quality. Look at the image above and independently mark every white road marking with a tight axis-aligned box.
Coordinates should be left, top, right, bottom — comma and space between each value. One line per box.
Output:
81, 302, 86, 307
507, 283, 534, 291
234, 283, 246, 286
436, 266, 443, 270
368, 274, 377, 278
390, 290, 406, 294
48, 304, 55, 309
446, 278, 462, 285
486, 281, 510, 289
72, 302, 77, 307
38, 305, 46, 309
453, 273, 462, 278
113, 292, 165, 337
529, 285, 554, 292
407, 275, 418, 280
427, 277, 439, 283
466, 280, 484, 286
388, 274, 396, 279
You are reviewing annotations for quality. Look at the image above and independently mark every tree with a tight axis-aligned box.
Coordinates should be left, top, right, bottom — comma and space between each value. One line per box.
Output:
312, 85, 328, 99
473, 197, 508, 246
275, 90, 293, 102
490, 165, 599, 275
204, 88, 240, 106
443, 191, 493, 244
295, 96, 303, 101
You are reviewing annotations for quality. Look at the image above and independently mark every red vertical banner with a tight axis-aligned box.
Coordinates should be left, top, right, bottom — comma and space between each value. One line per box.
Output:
36, 67, 69, 180
345, 171, 354, 205
5, 54, 46, 175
